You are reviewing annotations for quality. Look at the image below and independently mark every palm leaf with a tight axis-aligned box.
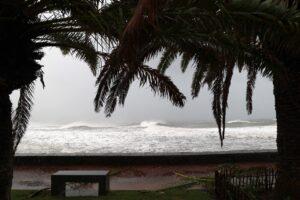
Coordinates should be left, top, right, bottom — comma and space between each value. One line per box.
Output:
12, 83, 35, 152
116, 0, 300, 146
94, 51, 186, 116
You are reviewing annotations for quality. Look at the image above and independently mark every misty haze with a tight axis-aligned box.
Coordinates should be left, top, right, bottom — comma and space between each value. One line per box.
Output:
12, 48, 275, 124
4, 1, 299, 198
13, 49, 277, 155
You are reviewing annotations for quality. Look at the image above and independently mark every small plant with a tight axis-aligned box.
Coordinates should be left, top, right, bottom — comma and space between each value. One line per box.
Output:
215, 166, 277, 199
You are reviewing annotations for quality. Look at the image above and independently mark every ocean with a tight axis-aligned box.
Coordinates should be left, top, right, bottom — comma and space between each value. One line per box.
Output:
16, 120, 277, 155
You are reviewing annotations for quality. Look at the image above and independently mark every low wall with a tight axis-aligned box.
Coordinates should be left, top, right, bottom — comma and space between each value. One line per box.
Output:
15, 150, 278, 166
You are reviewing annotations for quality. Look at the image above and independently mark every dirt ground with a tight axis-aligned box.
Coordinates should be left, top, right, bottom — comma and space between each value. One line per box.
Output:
13, 162, 275, 191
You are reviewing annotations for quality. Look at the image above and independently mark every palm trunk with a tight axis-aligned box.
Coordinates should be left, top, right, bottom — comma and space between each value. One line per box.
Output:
0, 92, 13, 200
273, 62, 300, 199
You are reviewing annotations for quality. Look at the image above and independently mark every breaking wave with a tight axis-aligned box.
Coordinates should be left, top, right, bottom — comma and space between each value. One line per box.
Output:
17, 120, 277, 155
227, 120, 257, 124
140, 120, 166, 127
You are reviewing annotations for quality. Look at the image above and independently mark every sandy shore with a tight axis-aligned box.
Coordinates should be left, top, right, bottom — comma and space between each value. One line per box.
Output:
13, 162, 275, 191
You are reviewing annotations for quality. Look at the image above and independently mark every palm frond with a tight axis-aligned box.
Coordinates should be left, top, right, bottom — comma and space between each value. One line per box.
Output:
117, 0, 300, 146
246, 66, 258, 114
39, 32, 99, 75
138, 65, 186, 108
158, 49, 177, 74
180, 52, 193, 73
12, 83, 35, 152
94, 52, 186, 116
211, 71, 224, 146
221, 62, 234, 141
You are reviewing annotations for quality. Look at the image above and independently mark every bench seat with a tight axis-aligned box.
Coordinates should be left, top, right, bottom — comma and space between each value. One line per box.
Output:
51, 170, 109, 196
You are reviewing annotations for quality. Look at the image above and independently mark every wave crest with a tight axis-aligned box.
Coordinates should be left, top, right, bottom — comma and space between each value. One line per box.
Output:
140, 120, 166, 127
59, 122, 114, 130
227, 120, 257, 124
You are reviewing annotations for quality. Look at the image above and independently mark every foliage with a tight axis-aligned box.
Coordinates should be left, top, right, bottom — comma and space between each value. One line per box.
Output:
3, 0, 300, 149
94, 52, 185, 116
1, 0, 106, 151
0, 0, 185, 151
12, 83, 35, 151
215, 165, 278, 199
115, 0, 300, 145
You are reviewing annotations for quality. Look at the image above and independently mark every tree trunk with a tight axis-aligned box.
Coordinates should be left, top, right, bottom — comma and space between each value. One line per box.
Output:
0, 92, 13, 200
273, 61, 300, 199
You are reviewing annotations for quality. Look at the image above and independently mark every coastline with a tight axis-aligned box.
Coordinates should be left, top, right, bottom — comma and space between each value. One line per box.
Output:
13, 150, 277, 190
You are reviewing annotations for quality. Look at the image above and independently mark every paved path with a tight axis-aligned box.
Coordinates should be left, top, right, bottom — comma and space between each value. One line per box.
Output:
13, 162, 274, 191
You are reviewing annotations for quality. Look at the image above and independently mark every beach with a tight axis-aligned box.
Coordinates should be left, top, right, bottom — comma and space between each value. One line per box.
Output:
13, 120, 278, 195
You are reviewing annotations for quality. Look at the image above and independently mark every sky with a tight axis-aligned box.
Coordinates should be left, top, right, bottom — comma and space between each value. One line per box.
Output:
11, 48, 276, 124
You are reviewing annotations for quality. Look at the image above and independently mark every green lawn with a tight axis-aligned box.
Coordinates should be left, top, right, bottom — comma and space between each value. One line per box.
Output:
12, 189, 212, 200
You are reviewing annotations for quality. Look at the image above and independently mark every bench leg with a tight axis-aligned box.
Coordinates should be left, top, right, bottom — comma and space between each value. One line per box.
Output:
98, 177, 109, 195
51, 177, 65, 196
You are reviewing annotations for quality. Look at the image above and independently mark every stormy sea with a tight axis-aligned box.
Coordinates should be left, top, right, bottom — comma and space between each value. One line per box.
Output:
16, 119, 276, 155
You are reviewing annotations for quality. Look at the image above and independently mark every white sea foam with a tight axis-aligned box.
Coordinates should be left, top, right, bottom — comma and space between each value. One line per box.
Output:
140, 120, 166, 127
227, 120, 259, 124
16, 121, 277, 155
59, 121, 116, 130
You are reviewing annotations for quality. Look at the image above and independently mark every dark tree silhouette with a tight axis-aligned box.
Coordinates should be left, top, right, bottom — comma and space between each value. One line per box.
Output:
0, 1, 184, 199
95, 0, 300, 198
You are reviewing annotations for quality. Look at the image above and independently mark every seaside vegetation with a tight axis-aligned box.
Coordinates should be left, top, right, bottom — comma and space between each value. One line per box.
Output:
1, 0, 300, 200
97, 0, 300, 199
0, 1, 184, 199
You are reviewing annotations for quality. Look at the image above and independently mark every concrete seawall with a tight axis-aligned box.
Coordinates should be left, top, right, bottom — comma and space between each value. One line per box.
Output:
15, 150, 278, 166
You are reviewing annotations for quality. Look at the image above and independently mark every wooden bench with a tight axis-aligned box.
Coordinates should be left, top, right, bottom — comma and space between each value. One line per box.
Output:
51, 170, 109, 196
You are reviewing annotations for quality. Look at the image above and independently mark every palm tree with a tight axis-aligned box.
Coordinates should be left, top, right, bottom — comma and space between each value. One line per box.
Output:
0, 0, 185, 199
95, 0, 300, 198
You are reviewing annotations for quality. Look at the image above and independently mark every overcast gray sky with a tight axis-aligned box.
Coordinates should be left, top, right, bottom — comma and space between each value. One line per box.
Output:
12, 48, 275, 124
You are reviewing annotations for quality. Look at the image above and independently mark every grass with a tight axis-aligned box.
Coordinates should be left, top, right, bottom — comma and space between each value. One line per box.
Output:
12, 188, 212, 200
